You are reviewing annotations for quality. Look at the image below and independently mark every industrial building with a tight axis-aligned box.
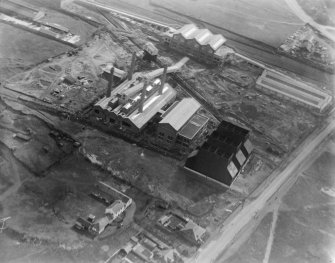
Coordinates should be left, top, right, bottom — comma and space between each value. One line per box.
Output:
93, 74, 176, 134
256, 70, 332, 112
184, 121, 253, 186
92, 57, 190, 135
156, 98, 208, 153
163, 24, 232, 64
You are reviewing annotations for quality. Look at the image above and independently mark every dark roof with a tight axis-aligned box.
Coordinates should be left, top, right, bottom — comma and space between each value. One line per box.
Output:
76, 217, 92, 228
184, 120, 250, 186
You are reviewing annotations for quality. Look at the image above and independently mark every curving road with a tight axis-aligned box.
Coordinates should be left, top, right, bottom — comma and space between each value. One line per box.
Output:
189, 117, 335, 263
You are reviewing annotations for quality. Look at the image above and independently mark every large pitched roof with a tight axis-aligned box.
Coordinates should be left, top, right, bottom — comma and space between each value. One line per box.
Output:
173, 24, 226, 51
159, 98, 200, 132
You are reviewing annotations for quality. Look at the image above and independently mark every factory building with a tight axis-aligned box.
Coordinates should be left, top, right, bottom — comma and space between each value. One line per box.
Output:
163, 24, 230, 64
256, 70, 332, 112
184, 121, 253, 186
93, 65, 176, 134
156, 98, 209, 152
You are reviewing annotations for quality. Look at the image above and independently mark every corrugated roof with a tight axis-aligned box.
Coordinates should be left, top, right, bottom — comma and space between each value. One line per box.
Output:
159, 98, 200, 132
194, 29, 212, 45
128, 84, 176, 129
173, 24, 226, 50
209, 34, 227, 50
174, 24, 198, 39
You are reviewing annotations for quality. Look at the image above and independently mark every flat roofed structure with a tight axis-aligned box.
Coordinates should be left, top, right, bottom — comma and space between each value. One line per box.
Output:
256, 70, 332, 112
185, 120, 252, 186
178, 114, 209, 140
159, 98, 201, 131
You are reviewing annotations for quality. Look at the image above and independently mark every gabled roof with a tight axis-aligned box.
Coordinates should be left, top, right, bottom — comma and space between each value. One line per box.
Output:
173, 24, 226, 51
174, 24, 198, 39
105, 200, 124, 218
159, 98, 200, 132
181, 220, 206, 242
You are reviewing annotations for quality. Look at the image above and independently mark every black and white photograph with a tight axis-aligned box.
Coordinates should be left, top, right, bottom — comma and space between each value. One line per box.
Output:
0, 0, 334, 262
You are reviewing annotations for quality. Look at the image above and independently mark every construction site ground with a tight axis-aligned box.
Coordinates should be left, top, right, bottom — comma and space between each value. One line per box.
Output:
224, 136, 335, 263
0, 23, 71, 80
0, 1, 329, 262
4, 32, 132, 113
155, 41, 321, 195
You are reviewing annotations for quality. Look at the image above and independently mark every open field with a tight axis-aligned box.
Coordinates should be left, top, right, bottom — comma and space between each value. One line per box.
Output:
224, 141, 335, 263
0, 23, 71, 80
100, 0, 303, 47
4, 31, 131, 112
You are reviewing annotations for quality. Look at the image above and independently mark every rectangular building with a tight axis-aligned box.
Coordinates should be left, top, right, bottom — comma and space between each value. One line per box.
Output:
184, 121, 252, 186
156, 98, 208, 152
93, 78, 176, 134
163, 24, 228, 64
256, 70, 332, 112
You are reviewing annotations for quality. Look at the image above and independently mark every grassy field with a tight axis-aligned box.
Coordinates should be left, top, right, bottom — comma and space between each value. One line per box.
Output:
103, 0, 303, 47
0, 23, 70, 80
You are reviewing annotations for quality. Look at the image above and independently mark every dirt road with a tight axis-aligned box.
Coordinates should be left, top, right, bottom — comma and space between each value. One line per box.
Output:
190, 117, 335, 263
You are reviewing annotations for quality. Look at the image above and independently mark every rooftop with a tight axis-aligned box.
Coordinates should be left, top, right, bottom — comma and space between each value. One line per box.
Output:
127, 84, 176, 129
159, 98, 201, 132
184, 120, 250, 186
178, 114, 209, 140
173, 24, 226, 51
256, 70, 332, 110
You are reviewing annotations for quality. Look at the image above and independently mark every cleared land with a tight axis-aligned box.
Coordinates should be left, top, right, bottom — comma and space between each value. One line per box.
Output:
0, 23, 70, 80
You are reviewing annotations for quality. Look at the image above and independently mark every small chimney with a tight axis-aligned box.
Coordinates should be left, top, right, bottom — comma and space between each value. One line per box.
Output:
159, 66, 168, 95
106, 67, 114, 97
139, 79, 148, 113
127, 52, 136, 80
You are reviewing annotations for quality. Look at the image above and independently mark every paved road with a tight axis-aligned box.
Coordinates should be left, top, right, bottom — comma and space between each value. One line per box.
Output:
190, 118, 335, 263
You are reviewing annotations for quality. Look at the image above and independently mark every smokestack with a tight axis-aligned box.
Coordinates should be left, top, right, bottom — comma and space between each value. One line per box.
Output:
106, 67, 114, 97
127, 52, 136, 80
159, 66, 168, 95
139, 79, 148, 113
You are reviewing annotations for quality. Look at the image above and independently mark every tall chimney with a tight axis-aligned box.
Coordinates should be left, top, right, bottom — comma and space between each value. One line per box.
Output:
127, 52, 136, 80
106, 67, 114, 97
159, 66, 168, 95
139, 79, 148, 113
